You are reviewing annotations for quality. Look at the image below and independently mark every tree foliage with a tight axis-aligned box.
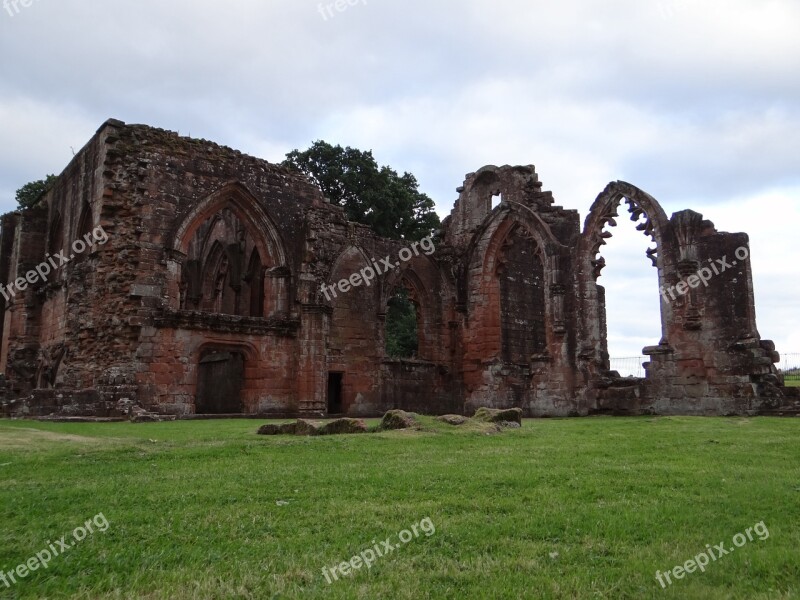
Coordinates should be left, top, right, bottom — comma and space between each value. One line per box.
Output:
15, 175, 57, 209
385, 288, 418, 359
284, 141, 440, 241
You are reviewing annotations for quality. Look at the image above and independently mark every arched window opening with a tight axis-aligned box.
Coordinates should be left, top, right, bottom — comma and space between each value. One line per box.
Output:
598, 199, 661, 375
497, 227, 546, 364
180, 260, 202, 310
492, 193, 502, 210
385, 286, 418, 359
182, 208, 271, 318
245, 249, 265, 318
199, 242, 225, 313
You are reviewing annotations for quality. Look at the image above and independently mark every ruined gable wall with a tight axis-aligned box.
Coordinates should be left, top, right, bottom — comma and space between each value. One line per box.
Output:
444, 166, 584, 417
101, 121, 326, 414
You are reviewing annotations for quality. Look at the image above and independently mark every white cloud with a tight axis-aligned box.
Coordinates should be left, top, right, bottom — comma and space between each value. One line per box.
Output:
0, 0, 797, 356
0, 98, 98, 211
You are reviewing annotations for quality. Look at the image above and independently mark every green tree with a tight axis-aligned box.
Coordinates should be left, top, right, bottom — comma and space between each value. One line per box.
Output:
283, 141, 440, 241
385, 288, 418, 359
15, 175, 57, 209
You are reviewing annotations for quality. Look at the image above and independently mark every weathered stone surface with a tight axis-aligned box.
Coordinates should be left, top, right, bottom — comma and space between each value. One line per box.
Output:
379, 410, 419, 431
257, 422, 297, 436
131, 413, 163, 424
473, 407, 523, 425
319, 418, 368, 435
35, 416, 127, 423
258, 419, 366, 435
437, 414, 469, 426
256, 424, 280, 436
0, 119, 792, 420
129, 405, 176, 423
294, 420, 322, 436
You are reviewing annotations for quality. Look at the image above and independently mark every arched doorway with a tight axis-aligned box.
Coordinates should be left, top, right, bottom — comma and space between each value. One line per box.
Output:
196, 349, 245, 414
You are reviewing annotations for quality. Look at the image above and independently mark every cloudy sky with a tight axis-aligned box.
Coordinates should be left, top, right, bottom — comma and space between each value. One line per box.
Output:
1, 0, 798, 367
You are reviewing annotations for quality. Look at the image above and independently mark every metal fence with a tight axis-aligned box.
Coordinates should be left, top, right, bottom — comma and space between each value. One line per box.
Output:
609, 353, 800, 383
780, 353, 800, 384
609, 357, 646, 378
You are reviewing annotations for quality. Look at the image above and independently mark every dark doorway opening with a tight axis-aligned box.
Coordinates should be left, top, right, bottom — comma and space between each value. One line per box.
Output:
196, 350, 245, 414
327, 372, 344, 414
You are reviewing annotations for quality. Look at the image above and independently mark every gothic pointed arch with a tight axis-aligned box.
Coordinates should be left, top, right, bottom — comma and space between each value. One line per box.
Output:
170, 181, 287, 317
468, 200, 559, 266
579, 181, 670, 281
170, 181, 287, 267
463, 203, 561, 365
381, 262, 431, 312
326, 245, 373, 294
463, 200, 562, 318
577, 181, 673, 375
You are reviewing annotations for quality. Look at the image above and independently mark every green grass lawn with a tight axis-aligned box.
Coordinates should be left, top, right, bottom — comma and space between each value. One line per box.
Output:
785, 379, 800, 387
1, 417, 799, 599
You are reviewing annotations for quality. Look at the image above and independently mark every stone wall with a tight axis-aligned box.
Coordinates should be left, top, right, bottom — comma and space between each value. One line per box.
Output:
0, 119, 792, 419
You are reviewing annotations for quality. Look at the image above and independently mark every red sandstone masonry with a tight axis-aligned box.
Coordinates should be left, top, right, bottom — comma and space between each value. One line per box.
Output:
0, 121, 790, 418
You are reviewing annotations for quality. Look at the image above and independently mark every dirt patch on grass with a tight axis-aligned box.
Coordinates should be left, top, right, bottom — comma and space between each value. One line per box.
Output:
0, 426, 103, 449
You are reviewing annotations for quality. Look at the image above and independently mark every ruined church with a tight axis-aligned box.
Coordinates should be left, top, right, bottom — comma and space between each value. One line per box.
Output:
1, 119, 796, 419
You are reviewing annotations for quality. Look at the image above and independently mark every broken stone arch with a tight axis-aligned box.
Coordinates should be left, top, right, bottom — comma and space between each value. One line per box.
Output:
381, 257, 437, 306
461, 166, 541, 221
581, 181, 671, 275
577, 181, 673, 374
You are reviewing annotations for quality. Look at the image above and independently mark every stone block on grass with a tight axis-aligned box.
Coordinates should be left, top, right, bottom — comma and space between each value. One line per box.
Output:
257, 422, 298, 436
379, 410, 420, 431
437, 414, 469, 426
473, 407, 523, 426
294, 419, 323, 436
319, 418, 368, 435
